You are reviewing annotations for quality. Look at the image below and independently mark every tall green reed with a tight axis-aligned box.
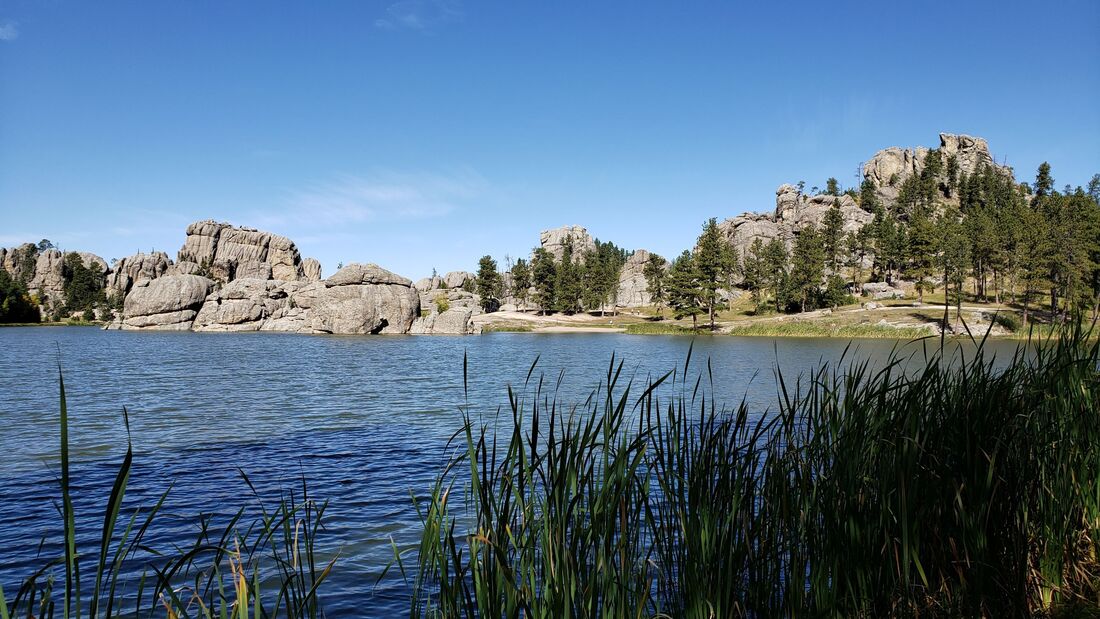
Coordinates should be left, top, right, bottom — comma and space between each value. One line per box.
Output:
410, 325, 1100, 617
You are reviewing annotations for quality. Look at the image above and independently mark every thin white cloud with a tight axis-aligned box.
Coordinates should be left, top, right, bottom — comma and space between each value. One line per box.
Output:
374, 0, 462, 32
257, 168, 488, 228
0, 20, 18, 41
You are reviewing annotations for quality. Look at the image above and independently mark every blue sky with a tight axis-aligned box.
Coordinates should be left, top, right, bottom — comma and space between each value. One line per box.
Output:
1, 1, 1098, 278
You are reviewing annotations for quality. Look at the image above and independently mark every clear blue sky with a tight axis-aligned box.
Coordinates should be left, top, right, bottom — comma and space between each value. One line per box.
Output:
1, 1, 1098, 278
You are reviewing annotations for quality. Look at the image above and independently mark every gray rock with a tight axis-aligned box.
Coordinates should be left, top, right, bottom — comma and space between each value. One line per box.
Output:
414, 275, 442, 291
442, 271, 474, 290
236, 260, 273, 280
309, 263, 420, 334
177, 219, 312, 282
107, 252, 172, 297
718, 186, 870, 269
616, 249, 659, 308
409, 307, 477, 334
326, 262, 412, 287
419, 289, 481, 315
192, 278, 285, 332
539, 225, 596, 262
121, 274, 213, 330
301, 258, 322, 282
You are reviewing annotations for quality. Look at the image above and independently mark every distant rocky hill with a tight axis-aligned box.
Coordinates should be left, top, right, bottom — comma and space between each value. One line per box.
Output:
719, 133, 1011, 261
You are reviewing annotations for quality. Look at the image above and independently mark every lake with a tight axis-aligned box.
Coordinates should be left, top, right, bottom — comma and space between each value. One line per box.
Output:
0, 326, 1024, 616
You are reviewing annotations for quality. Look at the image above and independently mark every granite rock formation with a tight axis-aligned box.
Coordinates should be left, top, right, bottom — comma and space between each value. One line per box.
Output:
119, 274, 214, 330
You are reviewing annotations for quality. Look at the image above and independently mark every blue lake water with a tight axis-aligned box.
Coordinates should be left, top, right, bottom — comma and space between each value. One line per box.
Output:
0, 326, 1024, 616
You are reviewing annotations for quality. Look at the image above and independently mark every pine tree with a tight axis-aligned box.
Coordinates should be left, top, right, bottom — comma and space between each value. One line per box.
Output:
476, 255, 502, 312
825, 177, 840, 196
531, 248, 556, 315
787, 226, 825, 312
694, 218, 726, 330
821, 200, 845, 272
906, 205, 937, 303
937, 208, 970, 328
1033, 162, 1054, 200
763, 238, 789, 313
510, 258, 531, 311
859, 179, 879, 212
741, 239, 766, 312
643, 253, 668, 318
666, 250, 703, 329
554, 238, 581, 314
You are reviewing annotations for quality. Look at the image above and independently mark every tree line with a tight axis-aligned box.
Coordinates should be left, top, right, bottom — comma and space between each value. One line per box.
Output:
464, 156, 1099, 330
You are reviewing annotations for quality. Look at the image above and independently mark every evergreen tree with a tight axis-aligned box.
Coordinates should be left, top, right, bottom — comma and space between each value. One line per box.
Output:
666, 250, 703, 329
937, 208, 970, 328
1016, 205, 1049, 326
825, 177, 840, 196
694, 218, 726, 329
62, 253, 105, 312
845, 226, 871, 292
510, 258, 531, 311
786, 226, 825, 312
1033, 162, 1054, 200
643, 253, 668, 318
531, 248, 557, 315
821, 200, 845, 272
762, 238, 789, 313
554, 238, 581, 314
859, 179, 879, 212
905, 205, 938, 303
741, 239, 766, 313
0, 270, 40, 323
476, 255, 502, 313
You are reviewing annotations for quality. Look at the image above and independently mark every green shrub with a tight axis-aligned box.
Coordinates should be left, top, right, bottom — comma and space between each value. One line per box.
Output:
993, 311, 1021, 332
434, 294, 450, 313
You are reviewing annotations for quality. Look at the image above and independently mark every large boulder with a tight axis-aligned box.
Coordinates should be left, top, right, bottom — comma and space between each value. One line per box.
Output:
309, 263, 420, 334
120, 274, 213, 330
442, 270, 475, 290
539, 225, 596, 262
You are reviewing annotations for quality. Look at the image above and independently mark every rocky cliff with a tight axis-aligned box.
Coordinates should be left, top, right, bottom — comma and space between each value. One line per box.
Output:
0, 244, 109, 305
719, 185, 873, 261
863, 133, 1011, 206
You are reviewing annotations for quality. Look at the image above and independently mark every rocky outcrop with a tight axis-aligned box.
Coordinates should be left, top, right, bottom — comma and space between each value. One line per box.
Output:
863, 133, 1012, 206
177, 220, 315, 282
616, 249, 659, 308
120, 274, 214, 330
419, 288, 481, 314
719, 185, 872, 263
301, 258, 322, 282
309, 263, 420, 335
0, 245, 109, 304
192, 278, 288, 332
106, 251, 172, 298
539, 225, 596, 262
409, 307, 479, 334
442, 271, 475, 290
